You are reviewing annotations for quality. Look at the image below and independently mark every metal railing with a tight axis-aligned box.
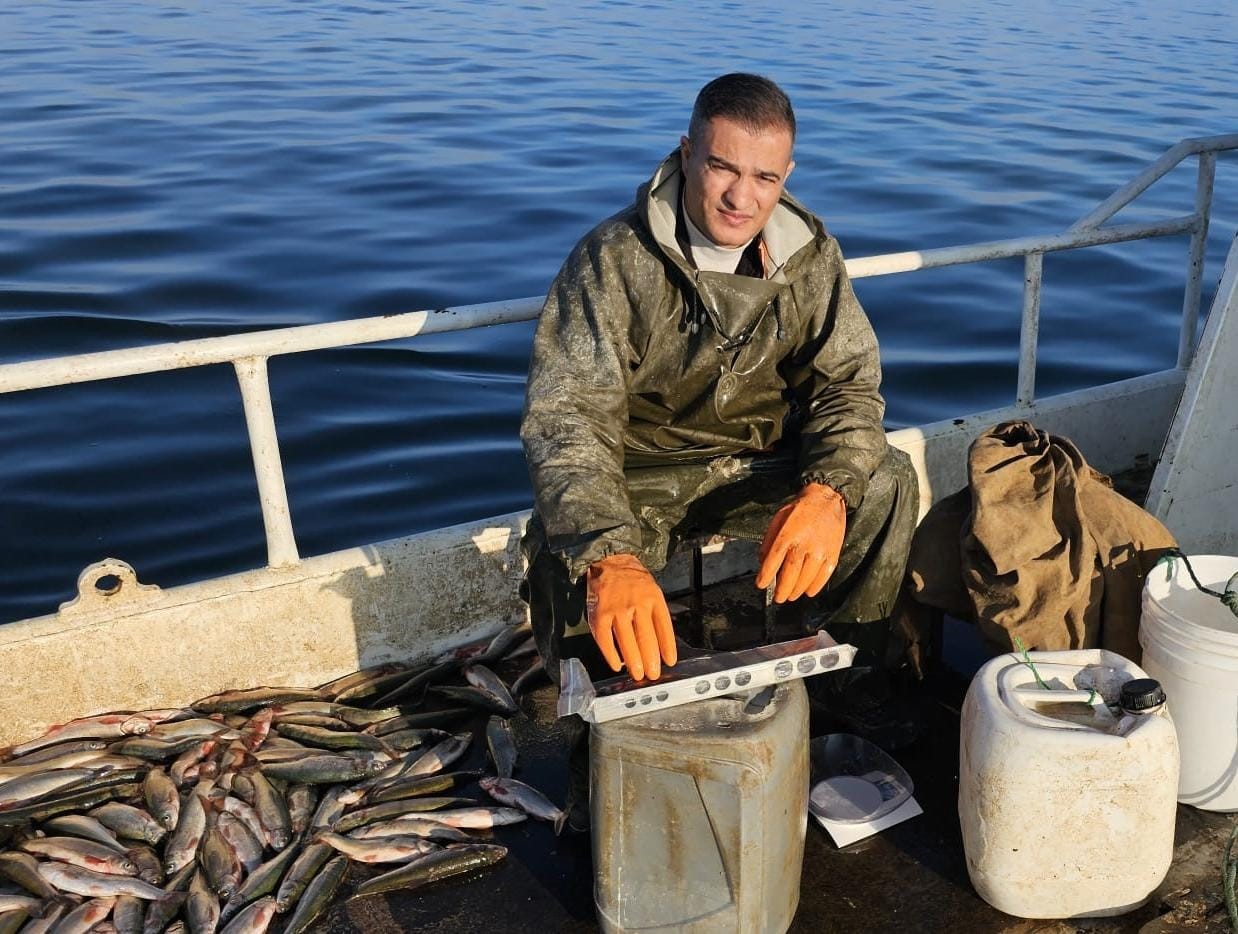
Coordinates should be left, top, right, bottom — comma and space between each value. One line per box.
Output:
1, 134, 1234, 569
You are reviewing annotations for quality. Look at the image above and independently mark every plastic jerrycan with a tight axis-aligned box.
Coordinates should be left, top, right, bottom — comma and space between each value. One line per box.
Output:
590, 679, 808, 934
959, 649, 1178, 919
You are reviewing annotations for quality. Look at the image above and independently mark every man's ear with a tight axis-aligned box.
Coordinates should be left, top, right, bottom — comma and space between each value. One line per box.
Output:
784, 159, 796, 182
679, 135, 691, 162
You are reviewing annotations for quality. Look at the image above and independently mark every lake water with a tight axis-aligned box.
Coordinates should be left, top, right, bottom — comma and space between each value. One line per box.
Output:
1, 0, 1235, 622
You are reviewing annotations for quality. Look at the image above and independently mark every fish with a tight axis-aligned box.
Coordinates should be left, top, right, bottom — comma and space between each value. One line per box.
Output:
485, 716, 518, 778
314, 664, 409, 700
370, 660, 461, 709
42, 814, 127, 853
124, 844, 164, 885
2, 713, 154, 760
144, 719, 233, 742
0, 894, 43, 916
410, 806, 528, 829
258, 754, 384, 785
13, 900, 66, 934
0, 768, 104, 811
112, 894, 146, 934
351, 844, 507, 899
243, 769, 291, 850
480, 776, 567, 834
161, 790, 207, 875
362, 770, 479, 806
273, 843, 333, 913
218, 837, 302, 925
52, 897, 117, 934
111, 735, 211, 762
218, 895, 277, 934
373, 727, 449, 752
331, 667, 424, 705
500, 635, 539, 662
142, 769, 179, 832
0, 745, 108, 774
330, 796, 477, 834
191, 688, 325, 715
404, 733, 473, 778
364, 708, 471, 736
19, 836, 138, 876
348, 817, 475, 844
285, 784, 318, 837
272, 723, 389, 754
140, 891, 188, 934
0, 782, 141, 827
37, 860, 167, 899
217, 812, 265, 873
269, 712, 353, 731
314, 831, 438, 864
219, 796, 267, 849
169, 739, 219, 787
0, 851, 60, 900
239, 708, 274, 751
90, 803, 166, 847
278, 855, 346, 934
428, 684, 517, 717
475, 621, 533, 664
185, 869, 221, 934
463, 664, 519, 715
308, 785, 352, 833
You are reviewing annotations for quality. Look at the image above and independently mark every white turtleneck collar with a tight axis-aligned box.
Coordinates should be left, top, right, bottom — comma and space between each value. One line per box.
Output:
683, 208, 757, 276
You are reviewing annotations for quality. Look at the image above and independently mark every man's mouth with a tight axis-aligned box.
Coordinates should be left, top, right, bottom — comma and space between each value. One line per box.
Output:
718, 209, 750, 226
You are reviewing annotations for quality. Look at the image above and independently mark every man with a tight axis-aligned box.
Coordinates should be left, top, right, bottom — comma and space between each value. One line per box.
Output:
520, 74, 919, 822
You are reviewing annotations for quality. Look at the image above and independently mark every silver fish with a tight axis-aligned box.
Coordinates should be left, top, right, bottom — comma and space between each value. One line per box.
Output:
218, 896, 277, 934
51, 896, 116, 934
410, 806, 527, 829
485, 716, 518, 778
19, 837, 137, 876
480, 776, 567, 834
406, 733, 473, 778
37, 860, 166, 899
314, 831, 438, 864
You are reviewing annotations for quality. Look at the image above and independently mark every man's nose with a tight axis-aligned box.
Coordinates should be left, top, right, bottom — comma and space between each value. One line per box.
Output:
724, 174, 756, 210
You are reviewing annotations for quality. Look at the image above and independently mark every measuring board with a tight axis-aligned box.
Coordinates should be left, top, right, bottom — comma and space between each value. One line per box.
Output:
558, 631, 856, 723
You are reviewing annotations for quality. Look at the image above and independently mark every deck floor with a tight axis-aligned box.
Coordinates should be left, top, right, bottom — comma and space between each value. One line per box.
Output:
316, 567, 1236, 934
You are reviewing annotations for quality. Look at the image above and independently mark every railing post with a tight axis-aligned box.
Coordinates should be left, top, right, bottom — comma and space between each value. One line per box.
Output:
1178, 152, 1216, 368
1017, 252, 1044, 406
233, 356, 300, 568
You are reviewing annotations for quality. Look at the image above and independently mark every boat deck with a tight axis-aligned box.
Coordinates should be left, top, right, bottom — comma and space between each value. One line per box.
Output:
315, 567, 1236, 934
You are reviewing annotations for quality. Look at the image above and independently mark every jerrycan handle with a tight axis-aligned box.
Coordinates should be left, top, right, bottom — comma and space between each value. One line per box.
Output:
1011, 687, 1105, 707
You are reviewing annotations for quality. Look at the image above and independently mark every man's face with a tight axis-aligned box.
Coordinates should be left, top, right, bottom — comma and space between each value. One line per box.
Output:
679, 116, 795, 249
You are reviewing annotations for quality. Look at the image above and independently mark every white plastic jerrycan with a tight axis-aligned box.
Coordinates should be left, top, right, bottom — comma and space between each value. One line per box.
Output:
959, 648, 1178, 919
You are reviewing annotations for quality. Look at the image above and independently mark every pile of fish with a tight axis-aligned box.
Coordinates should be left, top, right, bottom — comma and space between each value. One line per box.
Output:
0, 624, 560, 934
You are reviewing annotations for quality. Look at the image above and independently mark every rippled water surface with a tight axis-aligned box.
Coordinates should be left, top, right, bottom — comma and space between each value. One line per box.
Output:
1, 1, 1235, 621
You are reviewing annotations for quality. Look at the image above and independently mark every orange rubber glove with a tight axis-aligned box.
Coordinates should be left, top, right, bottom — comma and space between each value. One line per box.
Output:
756, 482, 847, 603
586, 554, 677, 681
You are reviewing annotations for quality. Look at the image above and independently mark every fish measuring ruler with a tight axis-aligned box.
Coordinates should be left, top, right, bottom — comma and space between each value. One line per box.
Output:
558, 631, 856, 724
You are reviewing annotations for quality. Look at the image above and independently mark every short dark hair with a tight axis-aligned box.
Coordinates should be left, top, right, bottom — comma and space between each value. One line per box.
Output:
688, 73, 796, 143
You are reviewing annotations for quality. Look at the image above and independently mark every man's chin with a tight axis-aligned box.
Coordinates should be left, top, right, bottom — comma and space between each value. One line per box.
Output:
707, 225, 755, 249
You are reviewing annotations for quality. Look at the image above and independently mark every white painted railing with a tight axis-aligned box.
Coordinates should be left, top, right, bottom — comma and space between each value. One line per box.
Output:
1, 134, 1234, 569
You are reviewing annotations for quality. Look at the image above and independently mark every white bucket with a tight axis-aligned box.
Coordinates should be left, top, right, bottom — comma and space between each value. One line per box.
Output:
1139, 554, 1238, 812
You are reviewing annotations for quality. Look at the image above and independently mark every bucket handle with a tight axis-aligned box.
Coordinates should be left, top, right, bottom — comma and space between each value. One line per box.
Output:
1155, 549, 1238, 619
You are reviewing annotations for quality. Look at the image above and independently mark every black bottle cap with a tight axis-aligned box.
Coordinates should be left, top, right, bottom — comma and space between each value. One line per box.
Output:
1119, 678, 1166, 712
